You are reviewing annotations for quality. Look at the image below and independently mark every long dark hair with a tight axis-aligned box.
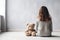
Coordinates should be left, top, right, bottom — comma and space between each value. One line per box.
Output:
38, 6, 51, 21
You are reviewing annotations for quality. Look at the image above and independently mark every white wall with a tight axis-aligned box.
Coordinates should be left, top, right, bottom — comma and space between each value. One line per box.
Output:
0, 0, 5, 17
7, 0, 60, 31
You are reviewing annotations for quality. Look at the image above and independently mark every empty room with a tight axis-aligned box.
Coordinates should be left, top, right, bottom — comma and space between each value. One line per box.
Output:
0, 0, 60, 40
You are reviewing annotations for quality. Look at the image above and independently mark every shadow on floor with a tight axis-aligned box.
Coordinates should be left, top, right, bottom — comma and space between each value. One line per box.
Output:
51, 35, 60, 37
35, 35, 60, 37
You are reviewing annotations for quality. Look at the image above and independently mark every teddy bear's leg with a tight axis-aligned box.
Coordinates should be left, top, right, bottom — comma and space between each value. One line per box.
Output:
25, 32, 31, 36
31, 31, 36, 36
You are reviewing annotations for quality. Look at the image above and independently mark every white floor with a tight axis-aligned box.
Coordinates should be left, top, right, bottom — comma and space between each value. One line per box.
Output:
0, 32, 60, 40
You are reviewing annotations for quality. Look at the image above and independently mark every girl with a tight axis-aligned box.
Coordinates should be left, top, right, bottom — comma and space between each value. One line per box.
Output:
36, 6, 52, 37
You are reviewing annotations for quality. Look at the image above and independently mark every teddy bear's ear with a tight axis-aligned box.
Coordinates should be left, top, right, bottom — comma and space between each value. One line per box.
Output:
33, 24, 35, 26
27, 23, 29, 26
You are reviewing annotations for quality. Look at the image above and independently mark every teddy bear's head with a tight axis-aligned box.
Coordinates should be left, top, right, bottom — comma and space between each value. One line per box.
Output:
27, 23, 35, 30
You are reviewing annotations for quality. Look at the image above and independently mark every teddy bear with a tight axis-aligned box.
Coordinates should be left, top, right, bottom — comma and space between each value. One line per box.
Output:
25, 23, 37, 36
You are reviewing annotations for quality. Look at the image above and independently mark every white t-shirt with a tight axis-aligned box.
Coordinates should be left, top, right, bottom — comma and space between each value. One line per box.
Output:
35, 21, 52, 36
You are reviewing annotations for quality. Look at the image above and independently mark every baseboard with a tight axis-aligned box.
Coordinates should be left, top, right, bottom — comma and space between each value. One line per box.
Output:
7, 29, 24, 32
6, 29, 60, 32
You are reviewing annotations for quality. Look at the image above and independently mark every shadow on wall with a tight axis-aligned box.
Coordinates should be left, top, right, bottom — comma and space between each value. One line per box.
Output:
0, 15, 5, 32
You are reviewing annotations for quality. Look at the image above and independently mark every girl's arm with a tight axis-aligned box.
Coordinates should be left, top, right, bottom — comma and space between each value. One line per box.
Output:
35, 21, 39, 32
50, 21, 53, 32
